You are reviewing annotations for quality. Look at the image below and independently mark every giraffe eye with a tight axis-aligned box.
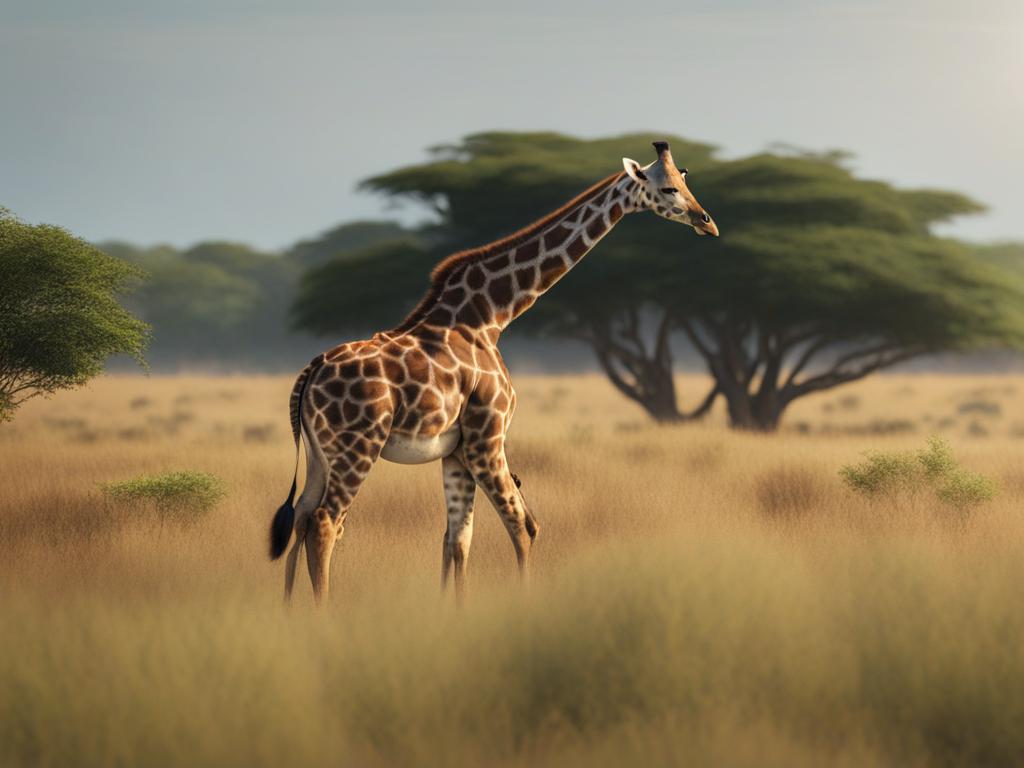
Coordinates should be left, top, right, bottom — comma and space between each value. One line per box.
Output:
679, 167, 688, 175
659, 187, 676, 195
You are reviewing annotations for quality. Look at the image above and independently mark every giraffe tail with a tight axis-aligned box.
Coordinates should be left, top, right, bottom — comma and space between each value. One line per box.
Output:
269, 357, 321, 560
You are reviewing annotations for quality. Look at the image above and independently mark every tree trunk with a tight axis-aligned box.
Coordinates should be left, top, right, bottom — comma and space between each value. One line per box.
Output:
679, 316, 930, 432
583, 309, 718, 424
722, 389, 784, 431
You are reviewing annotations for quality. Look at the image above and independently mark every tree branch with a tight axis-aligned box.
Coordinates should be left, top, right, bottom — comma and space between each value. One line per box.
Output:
787, 346, 928, 398
593, 343, 645, 406
678, 318, 714, 361
654, 310, 673, 369
680, 382, 720, 420
780, 336, 834, 391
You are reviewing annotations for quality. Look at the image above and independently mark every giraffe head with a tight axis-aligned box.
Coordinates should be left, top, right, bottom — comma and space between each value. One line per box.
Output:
622, 141, 719, 236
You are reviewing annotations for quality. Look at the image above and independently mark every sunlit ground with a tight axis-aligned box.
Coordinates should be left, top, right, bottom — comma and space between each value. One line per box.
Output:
2, 373, 1023, 767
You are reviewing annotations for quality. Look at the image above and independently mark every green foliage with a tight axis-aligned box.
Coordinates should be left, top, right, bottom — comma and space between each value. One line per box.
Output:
101, 240, 303, 367
839, 449, 920, 497
974, 241, 1024, 276
840, 436, 997, 513
0, 209, 149, 421
936, 469, 998, 510
917, 434, 957, 479
291, 238, 434, 334
295, 131, 1024, 428
344, 132, 1015, 345
288, 220, 414, 268
688, 226, 1024, 349
101, 471, 226, 526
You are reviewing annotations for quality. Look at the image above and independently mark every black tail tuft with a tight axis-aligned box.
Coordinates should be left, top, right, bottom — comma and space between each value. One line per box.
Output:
269, 478, 297, 560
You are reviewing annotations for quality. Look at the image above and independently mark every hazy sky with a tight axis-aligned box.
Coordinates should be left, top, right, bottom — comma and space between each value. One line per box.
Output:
2, 0, 1022, 250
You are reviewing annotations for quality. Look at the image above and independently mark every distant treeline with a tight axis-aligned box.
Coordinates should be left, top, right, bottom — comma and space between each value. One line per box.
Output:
97, 133, 1024, 399
101, 221, 1024, 376
99, 221, 416, 370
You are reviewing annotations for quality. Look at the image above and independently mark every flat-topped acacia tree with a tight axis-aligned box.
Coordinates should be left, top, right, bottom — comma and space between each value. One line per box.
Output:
294, 132, 1024, 430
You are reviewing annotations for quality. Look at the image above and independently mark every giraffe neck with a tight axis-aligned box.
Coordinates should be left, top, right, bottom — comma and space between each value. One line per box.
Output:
411, 173, 645, 338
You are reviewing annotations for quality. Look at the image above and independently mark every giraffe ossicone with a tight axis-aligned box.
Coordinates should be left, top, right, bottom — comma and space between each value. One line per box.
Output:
269, 141, 718, 604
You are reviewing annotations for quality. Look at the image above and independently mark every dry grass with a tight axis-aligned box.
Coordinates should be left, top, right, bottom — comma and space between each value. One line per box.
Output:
755, 465, 831, 520
2, 372, 1024, 766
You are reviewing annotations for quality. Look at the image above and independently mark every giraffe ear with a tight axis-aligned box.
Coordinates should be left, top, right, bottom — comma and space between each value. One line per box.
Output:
622, 158, 647, 183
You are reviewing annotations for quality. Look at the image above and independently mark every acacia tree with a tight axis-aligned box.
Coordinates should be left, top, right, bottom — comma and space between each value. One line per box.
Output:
668, 227, 1024, 429
293, 132, 1024, 429
322, 131, 721, 422
0, 209, 149, 420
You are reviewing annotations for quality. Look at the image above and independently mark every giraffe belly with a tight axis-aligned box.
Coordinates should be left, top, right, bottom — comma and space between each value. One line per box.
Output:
380, 425, 462, 465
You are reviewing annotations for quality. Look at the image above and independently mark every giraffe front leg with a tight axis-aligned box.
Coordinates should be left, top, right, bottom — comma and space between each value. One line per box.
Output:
440, 454, 476, 602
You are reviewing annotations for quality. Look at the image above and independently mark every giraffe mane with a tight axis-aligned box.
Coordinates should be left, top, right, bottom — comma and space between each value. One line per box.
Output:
393, 170, 625, 332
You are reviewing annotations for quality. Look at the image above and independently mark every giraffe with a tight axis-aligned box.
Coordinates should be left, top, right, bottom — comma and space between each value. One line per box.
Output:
269, 141, 718, 604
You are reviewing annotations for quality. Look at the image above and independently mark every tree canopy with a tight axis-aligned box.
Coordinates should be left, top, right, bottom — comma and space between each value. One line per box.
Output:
0, 209, 149, 420
292, 132, 1024, 429
101, 240, 305, 368
288, 220, 413, 269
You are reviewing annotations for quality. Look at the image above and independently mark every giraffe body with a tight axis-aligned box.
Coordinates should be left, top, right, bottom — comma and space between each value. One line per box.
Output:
381, 425, 462, 464
271, 142, 718, 604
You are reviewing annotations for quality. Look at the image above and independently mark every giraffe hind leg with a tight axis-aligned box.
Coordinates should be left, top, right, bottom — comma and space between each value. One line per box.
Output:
463, 443, 535, 579
283, 516, 306, 602
283, 420, 328, 602
305, 505, 340, 604
304, 428, 388, 605
511, 472, 538, 540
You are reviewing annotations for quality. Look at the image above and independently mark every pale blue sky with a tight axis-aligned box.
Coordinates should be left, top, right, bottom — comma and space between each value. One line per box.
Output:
1, 0, 1021, 249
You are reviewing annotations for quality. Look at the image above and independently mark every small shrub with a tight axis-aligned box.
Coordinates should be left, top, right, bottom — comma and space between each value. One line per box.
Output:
840, 436, 997, 516
243, 424, 275, 443
756, 466, 828, 519
917, 435, 956, 480
686, 442, 725, 473
116, 427, 149, 441
958, 399, 1001, 416
44, 416, 87, 431
967, 420, 989, 438
101, 471, 226, 527
838, 394, 861, 410
936, 470, 997, 512
863, 419, 917, 435
614, 421, 645, 433
73, 429, 101, 443
840, 449, 920, 502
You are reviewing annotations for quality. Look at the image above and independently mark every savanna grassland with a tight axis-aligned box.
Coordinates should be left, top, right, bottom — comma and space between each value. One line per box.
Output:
2, 372, 1024, 767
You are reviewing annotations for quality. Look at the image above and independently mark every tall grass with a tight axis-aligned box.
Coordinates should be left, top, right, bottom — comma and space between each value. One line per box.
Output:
2, 373, 1023, 766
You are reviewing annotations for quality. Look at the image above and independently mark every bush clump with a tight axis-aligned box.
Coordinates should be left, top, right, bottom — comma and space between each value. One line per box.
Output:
840, 436, 996, 515
101, 471, 227, 527
755, 466, 829, 519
